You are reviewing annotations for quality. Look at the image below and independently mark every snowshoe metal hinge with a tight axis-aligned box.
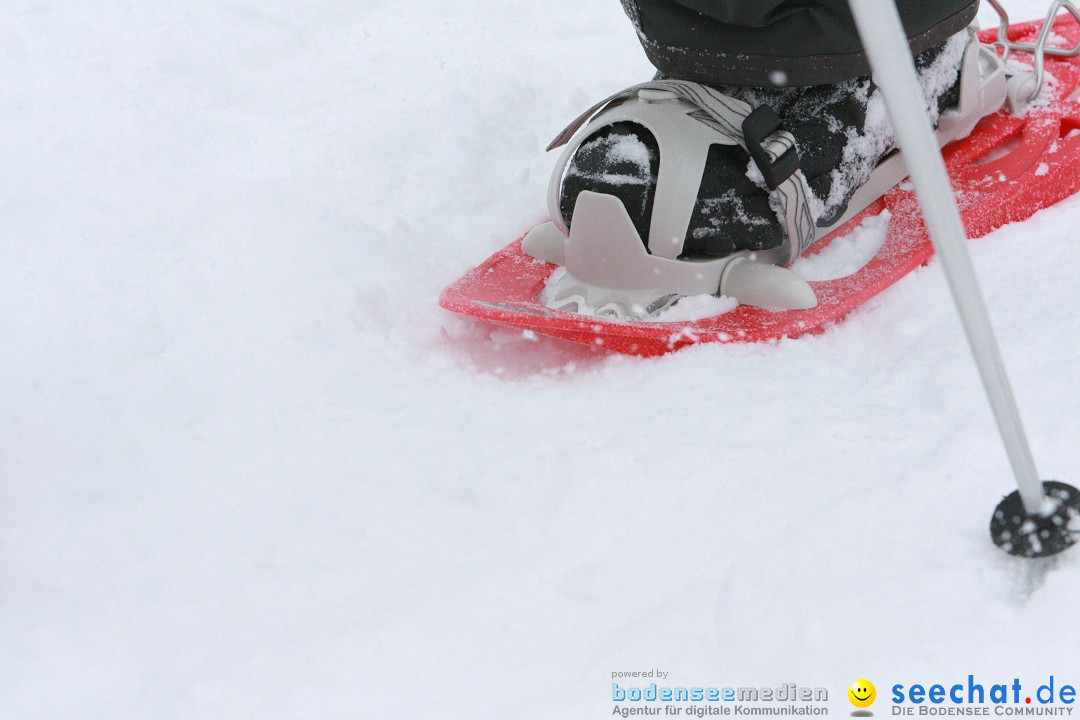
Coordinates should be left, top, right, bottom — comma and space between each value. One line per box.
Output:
985, 0, 1080, 107
742, 105, 800, 191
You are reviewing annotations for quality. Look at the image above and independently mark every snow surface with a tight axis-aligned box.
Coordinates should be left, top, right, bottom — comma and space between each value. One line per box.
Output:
3, 2, 1080, 719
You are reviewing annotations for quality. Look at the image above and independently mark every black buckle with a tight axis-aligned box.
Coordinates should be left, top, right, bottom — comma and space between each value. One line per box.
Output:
741, 105, 800, 191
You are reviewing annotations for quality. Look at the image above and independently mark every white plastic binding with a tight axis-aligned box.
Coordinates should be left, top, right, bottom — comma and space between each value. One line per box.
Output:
523, 24, 1006, 318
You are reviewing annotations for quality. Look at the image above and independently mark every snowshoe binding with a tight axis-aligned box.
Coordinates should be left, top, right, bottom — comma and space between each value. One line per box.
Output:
523, 26, 1003, 317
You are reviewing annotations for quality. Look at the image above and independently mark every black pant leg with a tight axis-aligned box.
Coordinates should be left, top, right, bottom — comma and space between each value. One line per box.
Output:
620, 0, 979, 85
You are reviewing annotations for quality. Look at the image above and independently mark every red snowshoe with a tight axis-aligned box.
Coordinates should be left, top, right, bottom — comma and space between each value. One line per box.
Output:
441, 10, 1080, 356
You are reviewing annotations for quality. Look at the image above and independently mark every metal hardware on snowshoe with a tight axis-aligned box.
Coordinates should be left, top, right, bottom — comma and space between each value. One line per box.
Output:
741, 105, 800, 191
986, 0, 1080, 108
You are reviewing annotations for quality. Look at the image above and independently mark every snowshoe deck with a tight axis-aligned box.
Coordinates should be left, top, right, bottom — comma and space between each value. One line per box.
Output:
440, 18, 1080, 357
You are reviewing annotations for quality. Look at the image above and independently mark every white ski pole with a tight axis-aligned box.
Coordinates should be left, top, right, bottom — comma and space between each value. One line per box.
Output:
847, 0, 1079, 556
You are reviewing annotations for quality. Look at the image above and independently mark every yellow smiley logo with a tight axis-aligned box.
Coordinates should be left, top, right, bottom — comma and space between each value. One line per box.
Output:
848, 679, 876, 709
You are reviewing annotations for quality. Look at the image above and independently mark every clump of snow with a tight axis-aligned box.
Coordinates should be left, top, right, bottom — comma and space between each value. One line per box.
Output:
564, 132, 655, 186
602, 133, 652, 166
792, 210, 891, 281
693, 189, 771, 242
653, 292, 739, 321
822, 32, 969, 218
537, 267, 651, 318
540, 264, 739, 321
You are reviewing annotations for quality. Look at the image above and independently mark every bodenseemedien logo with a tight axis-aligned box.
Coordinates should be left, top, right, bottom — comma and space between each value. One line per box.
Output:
610, 680, 829, 717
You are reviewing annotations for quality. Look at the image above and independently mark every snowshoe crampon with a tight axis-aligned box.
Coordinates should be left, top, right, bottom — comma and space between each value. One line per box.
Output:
440, 13, 1080, 357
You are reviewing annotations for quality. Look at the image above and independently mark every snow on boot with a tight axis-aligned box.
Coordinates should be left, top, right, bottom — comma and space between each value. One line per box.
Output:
522, 27, 1006, 317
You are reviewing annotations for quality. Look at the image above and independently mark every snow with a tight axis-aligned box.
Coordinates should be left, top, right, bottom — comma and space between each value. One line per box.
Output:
792, 211, 891, 281
3, 2, 1080, 719
566, 132, 656, 186
821, 32, 969, 220
654, 293, 739, 322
